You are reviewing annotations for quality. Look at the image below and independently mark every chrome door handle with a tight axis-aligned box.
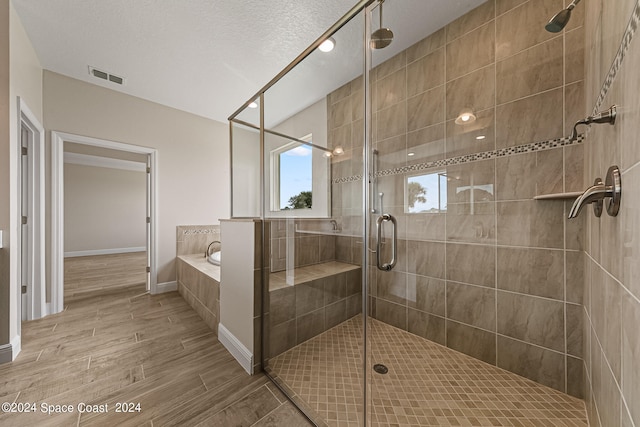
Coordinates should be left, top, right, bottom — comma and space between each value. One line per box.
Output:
376, 213, 397, 271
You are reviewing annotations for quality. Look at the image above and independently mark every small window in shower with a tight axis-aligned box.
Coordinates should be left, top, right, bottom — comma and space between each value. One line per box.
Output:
271, 135, 313, 210
405, 171, 447, 213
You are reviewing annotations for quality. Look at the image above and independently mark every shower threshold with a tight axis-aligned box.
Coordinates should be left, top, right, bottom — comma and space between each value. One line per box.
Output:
268, 315, 588, 427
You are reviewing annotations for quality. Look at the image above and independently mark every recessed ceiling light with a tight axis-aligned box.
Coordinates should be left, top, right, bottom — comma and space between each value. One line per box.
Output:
323, 151, 332, 158
455, 108, 476, 125
319, 37, 336, 53
332, 146, 344, 155
248, 101, 258, 109
476, 135, 486, 140
407, 152, 415, 157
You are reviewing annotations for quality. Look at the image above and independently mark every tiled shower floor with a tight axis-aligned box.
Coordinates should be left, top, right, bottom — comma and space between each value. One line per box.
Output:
268, 315, 588, 426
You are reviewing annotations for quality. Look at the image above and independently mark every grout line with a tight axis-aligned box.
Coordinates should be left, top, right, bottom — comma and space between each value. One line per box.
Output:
585, 251, 640, 306
494, 85, 565, 108
51, 323, 57, 332
623, 158, 640, 174
141, 364, 146, 380
92, 328, 96, 337
249, 402, 284, 427
198, 373, 208, 391
13, 391, 20, 404
87, 355, 91, 370
35, 350, 43, 362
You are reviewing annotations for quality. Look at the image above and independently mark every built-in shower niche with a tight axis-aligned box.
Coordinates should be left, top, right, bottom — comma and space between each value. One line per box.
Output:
267, 218, 362, 357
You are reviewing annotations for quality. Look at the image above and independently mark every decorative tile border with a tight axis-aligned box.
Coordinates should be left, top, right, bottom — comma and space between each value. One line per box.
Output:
593, 0, 640, 114
332, 134, 584, 183
180, 227, 220, 235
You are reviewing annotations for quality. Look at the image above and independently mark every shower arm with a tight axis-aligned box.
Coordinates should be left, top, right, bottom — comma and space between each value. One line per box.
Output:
569, 105, 617, 142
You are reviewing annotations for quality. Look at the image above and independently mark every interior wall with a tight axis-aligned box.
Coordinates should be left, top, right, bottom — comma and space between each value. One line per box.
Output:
64, 163, 146, 254
0, 0, 11, 349
583, 1, 640, 426
2, 0, 43, 357
329, 0, 586, 396
43, 71, 230, 285
231, 124, 260, 217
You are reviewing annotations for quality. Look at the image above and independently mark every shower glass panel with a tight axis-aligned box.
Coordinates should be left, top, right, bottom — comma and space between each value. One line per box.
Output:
230, 0, 589, 425
261, 9, 367, 425
231, 118, 261, 218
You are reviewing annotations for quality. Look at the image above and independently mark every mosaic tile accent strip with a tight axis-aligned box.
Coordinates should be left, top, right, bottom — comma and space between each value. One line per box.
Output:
181, 228, 220, 235
332, 135, 584, 183
269, 315, 588, 427
593, 0, 640, 114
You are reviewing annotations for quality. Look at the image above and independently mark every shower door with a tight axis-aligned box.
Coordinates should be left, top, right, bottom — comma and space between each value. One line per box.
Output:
256, 8, 371, 426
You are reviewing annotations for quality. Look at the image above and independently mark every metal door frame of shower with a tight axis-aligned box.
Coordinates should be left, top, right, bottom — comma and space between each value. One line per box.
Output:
227, 1, 379, 425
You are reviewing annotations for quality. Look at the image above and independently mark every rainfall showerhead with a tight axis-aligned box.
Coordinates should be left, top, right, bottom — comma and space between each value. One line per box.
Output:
545, 0, 581, 33
371, 0, 394, 49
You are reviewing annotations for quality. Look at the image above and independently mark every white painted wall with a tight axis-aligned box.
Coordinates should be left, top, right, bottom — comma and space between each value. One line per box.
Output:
231, 125, 260, 217
219, 219, 256, 353
43, 71, 230, 286
2, 1, 43, 358
64, 163, 146, 255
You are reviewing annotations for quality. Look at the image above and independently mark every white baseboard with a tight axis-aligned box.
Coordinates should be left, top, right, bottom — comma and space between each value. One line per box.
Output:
64, 247, 146, 258
0, 335, 21, 364
154, 281, 177, 294
218, 323, 253, 375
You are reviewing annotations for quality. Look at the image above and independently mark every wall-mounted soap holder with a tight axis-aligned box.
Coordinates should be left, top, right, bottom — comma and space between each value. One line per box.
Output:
568, 166, 621, 219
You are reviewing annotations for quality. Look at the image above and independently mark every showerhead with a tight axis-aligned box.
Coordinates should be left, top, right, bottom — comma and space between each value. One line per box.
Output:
545, 0, 581, 33
371, 0, 393, 49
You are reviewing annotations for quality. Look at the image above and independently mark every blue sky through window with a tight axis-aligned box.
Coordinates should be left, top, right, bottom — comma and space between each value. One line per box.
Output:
279, 145, 312, 209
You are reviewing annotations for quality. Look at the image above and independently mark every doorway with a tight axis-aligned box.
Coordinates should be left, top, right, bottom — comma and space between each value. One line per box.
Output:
51, 132, 158, 315
18, 98, 45, 323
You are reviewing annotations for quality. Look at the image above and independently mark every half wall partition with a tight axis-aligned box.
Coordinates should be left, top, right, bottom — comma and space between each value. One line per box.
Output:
230, 1, 588, 425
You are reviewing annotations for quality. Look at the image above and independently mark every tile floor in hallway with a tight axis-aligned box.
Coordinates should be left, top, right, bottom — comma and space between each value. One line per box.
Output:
1, 253, 311, 426
269, 315, 589, 427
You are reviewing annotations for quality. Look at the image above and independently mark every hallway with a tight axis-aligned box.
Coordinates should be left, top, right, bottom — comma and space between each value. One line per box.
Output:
0, 283, 309, 426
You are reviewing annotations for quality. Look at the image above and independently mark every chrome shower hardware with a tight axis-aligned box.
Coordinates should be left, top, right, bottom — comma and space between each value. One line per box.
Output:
569, 105, 617, 142
568, 166, 621, 219
376, 213, 397, 271
546, 0, 582, 33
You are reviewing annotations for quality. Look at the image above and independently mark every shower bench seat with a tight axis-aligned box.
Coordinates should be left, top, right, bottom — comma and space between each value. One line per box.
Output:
268, 261, 362, 357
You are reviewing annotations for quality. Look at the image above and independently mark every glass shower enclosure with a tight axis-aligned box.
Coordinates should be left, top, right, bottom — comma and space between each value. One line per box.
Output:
229, 0, 588, 425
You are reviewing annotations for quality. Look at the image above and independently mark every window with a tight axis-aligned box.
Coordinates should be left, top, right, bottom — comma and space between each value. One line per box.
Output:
271, 135, 313, 211
405, 171, 447, 213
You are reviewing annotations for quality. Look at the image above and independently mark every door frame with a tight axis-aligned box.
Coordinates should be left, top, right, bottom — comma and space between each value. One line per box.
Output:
17, 97, 46, 323
51, 131, 158, 314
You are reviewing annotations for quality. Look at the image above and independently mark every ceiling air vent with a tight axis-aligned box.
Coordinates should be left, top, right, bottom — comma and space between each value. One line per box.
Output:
88, 66, 125, 85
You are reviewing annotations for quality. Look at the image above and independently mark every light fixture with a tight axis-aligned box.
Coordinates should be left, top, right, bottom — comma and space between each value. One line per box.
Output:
455, 108, 476, 125
319, 37, 336, 53
332, 146, 344, 155
248, 101, 258, 109
323, 151, 332, 158
407, 152, 415, 157
476, 135, 486, 140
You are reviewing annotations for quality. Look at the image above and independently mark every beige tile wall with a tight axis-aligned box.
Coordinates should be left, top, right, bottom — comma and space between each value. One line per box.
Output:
328, 0, 586, 397
176, 258, 220, 333
176, 225, 221, 256
583, 1, 640, 426
266, 219, 363, 358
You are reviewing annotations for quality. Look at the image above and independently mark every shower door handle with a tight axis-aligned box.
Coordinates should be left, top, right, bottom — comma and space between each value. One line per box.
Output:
376, 213, 397, 271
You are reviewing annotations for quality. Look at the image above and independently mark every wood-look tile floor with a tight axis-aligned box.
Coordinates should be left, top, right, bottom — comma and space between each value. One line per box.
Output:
64, 252, 148, 295
1, 283, 310, 426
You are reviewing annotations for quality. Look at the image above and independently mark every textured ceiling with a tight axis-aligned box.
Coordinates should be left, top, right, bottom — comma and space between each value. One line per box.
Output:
13, 0, 486, 124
